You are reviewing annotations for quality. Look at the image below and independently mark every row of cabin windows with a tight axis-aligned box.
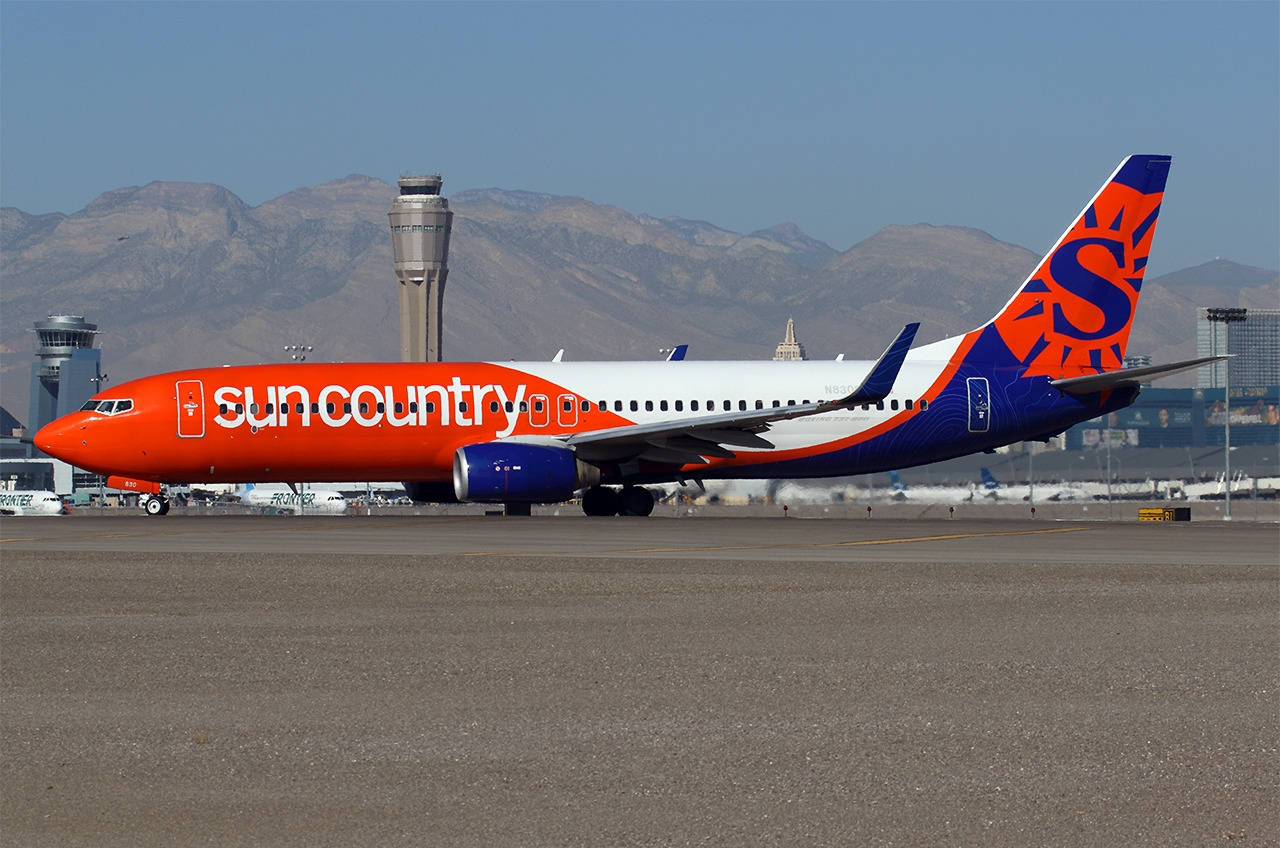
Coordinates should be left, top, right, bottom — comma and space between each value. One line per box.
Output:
218, 397, 930, 417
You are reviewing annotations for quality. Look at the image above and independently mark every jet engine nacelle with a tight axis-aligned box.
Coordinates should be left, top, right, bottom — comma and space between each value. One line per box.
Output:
453, 443, 601, 503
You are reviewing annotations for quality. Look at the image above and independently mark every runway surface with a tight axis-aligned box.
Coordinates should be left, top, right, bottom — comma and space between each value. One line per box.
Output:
3, 515, 1277, 845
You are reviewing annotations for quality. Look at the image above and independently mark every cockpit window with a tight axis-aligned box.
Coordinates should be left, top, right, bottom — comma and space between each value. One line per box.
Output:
80, 399, 134, 415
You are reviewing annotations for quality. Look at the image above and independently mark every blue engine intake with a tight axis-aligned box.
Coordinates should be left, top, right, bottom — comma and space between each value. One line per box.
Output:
453, 443, 600, 503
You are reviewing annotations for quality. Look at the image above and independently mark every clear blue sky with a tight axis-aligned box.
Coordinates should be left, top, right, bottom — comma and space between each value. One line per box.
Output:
3, 1, 1277, 274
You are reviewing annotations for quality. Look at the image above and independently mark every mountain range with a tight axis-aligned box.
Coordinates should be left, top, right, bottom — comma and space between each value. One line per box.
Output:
2, 175, 1276, 423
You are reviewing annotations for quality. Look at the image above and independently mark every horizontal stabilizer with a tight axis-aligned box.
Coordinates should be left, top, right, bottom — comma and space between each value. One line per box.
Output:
1050, 355, 1227, 394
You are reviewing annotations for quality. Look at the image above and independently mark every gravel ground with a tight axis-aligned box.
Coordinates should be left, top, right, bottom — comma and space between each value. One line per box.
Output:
2, 519, 1277, 846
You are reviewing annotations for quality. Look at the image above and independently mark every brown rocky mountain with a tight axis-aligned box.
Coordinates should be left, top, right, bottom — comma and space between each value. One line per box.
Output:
2, 176, 1275, 422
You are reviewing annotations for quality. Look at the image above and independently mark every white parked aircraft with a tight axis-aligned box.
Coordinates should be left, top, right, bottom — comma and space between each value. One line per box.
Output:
238, 484, 349, 514
0, 490, 66, 516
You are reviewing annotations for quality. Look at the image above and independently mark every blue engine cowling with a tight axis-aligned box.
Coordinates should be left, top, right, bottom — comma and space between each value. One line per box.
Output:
453, 443, 601, 503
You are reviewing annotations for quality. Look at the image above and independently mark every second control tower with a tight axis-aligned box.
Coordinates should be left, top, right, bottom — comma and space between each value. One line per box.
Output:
388, 174, 453, 361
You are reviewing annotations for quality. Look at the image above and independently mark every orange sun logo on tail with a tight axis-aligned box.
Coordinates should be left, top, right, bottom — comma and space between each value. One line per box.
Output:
991, 155, 1170, 380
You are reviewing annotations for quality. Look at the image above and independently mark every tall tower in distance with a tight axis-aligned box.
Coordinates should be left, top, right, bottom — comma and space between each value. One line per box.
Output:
388, 174, 453, 361
773, 317, 808, 361
28, 314, 102, 436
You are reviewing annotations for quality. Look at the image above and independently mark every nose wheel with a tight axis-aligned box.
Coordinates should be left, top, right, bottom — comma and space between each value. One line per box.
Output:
140, 494, 170, 516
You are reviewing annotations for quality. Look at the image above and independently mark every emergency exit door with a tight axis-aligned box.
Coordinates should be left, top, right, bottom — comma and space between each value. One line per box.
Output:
176, 380, 205, 438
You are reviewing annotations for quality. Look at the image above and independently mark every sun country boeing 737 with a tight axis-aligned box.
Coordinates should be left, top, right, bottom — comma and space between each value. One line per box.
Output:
36, 155, 1222, 517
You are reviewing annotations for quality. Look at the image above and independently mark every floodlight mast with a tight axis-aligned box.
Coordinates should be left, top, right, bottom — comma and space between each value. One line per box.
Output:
1205, 308, 1247, 520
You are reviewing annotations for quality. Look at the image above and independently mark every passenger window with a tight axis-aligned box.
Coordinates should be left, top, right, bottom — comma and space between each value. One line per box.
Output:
563, 399, 572, 412
533, 400, 544, 413
645, 401, 654, 412
410, 402, 419, 413
295, 403, 304, 414
506, 401, 514, 412
377, 402, 385, 414
426, 402, 436, 413
660, 400, 668, 411
675, 400, 683, 411
395, 402, 405, 414
920, 399, 929, 411
598, 401, 606, 412
861, 404, 870, 411
459, 402, 468, 413
905, 399, 913, 410
876, 400, 884, 410
235, 404, 244, 414
723, 400, 731, 411
311, 403, 320, 414
630, 401, 638, 412
326, 403, 335, 414
359, 402, 369, 414
891, 399, 899, 410
739, 400, 747, 411
614, 401, 622, 412
581, 400, 590, 412
219, 403, 228, 414
772, 401, 780, 408
519, 401, 528, 413
490, 401, 500, 413
343, 402, 352, 414
691, 400, 699, 412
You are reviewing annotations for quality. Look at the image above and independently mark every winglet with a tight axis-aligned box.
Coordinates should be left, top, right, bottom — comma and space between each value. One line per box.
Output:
835, 323, 919, 407
666, 344, 688, 362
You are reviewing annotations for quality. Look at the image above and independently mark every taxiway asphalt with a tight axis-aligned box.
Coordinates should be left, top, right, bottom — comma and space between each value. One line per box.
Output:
2, 514, 1277, 846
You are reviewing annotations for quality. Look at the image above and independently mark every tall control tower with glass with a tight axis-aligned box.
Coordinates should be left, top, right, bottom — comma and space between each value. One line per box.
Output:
388, 174, 453, 361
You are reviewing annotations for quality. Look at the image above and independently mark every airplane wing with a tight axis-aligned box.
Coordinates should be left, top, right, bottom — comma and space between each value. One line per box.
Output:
1050, 355, 1227, 394
554, 324, 919, 466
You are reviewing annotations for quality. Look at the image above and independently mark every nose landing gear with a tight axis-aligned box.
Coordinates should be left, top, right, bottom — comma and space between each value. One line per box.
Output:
140, 493, 170, 516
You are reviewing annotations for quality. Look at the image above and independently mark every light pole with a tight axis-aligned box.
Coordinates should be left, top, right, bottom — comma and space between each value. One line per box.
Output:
283, 344, 315, 515
1205, 308, 1246, 520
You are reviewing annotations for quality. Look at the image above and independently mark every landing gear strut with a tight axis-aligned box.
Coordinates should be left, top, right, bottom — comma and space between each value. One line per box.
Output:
581, 486, 654, 517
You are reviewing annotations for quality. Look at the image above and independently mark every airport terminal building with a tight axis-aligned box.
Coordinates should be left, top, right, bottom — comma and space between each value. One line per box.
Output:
1067, 385, 1280, 450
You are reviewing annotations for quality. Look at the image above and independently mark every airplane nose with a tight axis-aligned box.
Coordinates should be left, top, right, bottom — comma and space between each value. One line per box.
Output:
34, 417, 85, 463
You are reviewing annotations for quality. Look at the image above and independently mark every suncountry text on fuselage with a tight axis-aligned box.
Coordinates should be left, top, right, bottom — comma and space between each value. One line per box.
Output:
213, 379, 528, 437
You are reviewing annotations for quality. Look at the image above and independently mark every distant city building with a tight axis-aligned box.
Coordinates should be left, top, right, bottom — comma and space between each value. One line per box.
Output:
1066, 384, 1280, 450
1123, 354, 1151, 369
773, 317, 808, 361
388, 174, 453, 362
27, 315, 102, 440
1197, 307, 1279, 388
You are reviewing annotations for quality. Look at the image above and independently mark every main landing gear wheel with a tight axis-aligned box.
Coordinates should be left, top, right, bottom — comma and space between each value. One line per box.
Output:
142, 495, 170, 516
581, 486, 620, 517
620, 486, 655, 517
580, 486, 655, 517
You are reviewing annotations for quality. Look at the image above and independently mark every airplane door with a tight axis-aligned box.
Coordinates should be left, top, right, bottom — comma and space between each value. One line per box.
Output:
966, 377, 990, 433
557, 394, 578, 428
529, 394, 549, 428
176, 379, 205, 438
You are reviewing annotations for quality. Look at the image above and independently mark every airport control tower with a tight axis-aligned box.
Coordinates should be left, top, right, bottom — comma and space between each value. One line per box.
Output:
388, 174, 453, 361
28, 314, 102, 435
